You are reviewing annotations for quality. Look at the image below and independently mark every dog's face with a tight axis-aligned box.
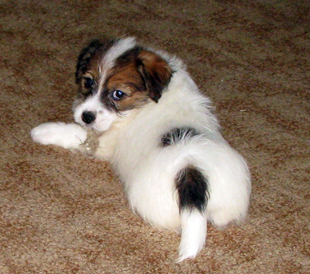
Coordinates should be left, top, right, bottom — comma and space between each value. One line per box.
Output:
73, 38, 172, 132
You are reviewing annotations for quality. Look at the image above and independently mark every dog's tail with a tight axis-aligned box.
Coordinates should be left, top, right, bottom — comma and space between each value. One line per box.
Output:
175, 166, 209, 262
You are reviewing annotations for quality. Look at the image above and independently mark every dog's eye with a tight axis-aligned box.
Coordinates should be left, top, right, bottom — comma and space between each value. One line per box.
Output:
83, 77, 94, 89
112, 90, 126, 101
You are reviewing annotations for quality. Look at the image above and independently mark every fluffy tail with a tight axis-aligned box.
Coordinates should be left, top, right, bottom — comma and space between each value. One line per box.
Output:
175, 166, 209, 262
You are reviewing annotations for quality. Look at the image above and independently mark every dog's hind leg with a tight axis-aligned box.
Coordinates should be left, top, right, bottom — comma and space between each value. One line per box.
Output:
175, 166, 209, 262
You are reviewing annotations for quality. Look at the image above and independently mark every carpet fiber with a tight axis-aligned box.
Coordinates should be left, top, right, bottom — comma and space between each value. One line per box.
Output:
1, 0, 309, 273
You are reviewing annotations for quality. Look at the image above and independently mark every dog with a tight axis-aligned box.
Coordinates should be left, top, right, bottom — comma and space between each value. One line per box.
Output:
31, 37, 251, 262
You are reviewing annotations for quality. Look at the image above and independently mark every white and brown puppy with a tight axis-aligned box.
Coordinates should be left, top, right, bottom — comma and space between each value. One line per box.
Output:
31, 37, 251, 262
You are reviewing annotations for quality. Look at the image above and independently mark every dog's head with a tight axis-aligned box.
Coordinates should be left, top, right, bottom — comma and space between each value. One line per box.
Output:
73, 37, 172, 132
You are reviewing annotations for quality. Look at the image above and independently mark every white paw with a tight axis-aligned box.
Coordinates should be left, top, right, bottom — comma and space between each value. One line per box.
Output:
31, 122, 87, 150
31, 122, 64, 145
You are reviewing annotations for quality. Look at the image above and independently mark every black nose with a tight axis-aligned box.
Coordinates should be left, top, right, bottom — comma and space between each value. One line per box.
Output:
82, 111, 96, 124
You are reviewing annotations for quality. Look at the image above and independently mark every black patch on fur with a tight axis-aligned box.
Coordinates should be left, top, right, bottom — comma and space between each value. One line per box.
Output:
75, 39, 115, 83
161, 127, 199, 147
176, 166, 209, 212
100, 87, 118, 112
114, 46, 142, 67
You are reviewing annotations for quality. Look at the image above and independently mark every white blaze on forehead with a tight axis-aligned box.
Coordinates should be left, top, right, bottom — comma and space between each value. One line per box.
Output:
98, 37, 137, 88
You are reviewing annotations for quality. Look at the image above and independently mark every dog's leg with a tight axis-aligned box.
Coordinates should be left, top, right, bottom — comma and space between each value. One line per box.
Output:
31, 122, 87, 151
175, 166, 208, 262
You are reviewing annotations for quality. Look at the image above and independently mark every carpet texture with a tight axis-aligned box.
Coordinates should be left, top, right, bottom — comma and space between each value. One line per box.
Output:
1, 0, 309, 273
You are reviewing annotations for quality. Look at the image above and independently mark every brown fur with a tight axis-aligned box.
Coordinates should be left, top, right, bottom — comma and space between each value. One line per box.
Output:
75, 42, 173, 112
105, 62, 149, 111
76, 39, 115, 96
137, 50, 172, 102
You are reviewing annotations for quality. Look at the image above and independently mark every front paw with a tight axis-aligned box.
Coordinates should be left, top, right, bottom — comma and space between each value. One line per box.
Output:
31, 122, 65, 145
31, 122, 87, 149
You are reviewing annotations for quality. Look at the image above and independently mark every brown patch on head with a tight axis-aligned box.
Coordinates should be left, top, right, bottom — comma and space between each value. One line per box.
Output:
75, 39, 115, 97
100, 47, 173, 112
78, 71, 97, 97
75, 40, 173, 112
137, 50, 172, 102
102, 60, 149, 111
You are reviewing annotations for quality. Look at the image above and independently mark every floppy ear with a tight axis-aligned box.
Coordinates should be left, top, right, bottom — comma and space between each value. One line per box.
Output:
75, 40, 103, 83
137, 50, 172, 102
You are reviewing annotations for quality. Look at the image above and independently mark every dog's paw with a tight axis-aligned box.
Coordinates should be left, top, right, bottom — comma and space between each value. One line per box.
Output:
31, 122, 65, 145
31, 122, 87, 149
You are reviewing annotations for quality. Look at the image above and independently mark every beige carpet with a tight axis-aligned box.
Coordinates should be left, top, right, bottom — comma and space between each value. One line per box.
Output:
1, 0, 309, 273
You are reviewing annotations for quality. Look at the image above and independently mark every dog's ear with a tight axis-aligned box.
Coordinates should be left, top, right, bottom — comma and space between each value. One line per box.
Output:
137, 50, 172, 102
75, 40, 103, 83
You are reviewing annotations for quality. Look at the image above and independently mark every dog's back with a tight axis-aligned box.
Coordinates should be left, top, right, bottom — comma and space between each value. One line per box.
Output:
111, 58, 251, 261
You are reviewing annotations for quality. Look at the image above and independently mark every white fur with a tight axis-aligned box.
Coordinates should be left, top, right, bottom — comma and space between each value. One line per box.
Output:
177, 209, 207, 262
73, 93, 119, 132
31, 38, 251, 262
31, 122, 87, 150
99, 37, 137, 88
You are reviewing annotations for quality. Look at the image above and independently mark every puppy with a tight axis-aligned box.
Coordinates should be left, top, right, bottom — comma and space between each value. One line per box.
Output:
31, 37, 251, 262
